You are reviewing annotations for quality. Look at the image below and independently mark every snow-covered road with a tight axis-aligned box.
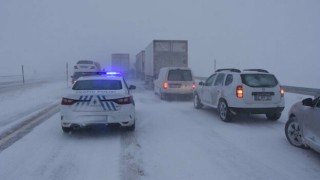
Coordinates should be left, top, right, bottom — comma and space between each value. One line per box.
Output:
0, 80, 319, 180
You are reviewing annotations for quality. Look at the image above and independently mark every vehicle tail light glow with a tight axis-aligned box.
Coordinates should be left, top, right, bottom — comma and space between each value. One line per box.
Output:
192, 82, 196, 89
236, 85, 243, 98
163, 82, 169, 89
280, 86, 284, 97
114, 97, 132, 104
61, 98, 77, 105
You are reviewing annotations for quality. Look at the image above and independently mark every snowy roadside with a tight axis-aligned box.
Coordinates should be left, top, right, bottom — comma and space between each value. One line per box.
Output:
0, 80, 68, 135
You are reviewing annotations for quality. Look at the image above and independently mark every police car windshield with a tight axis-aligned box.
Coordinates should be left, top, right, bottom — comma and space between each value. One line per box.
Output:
72, 80, 123, 90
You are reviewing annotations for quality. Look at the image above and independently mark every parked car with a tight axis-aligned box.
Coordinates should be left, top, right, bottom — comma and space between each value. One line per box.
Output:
154, 67, 195, 100
73, 60, 101, 73
60, 72, 136, 133
285, 96, 320, 152
193, 69, 285, 122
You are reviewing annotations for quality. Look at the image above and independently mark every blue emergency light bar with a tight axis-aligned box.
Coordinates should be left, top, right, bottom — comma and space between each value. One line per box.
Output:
106, 72, 121, 76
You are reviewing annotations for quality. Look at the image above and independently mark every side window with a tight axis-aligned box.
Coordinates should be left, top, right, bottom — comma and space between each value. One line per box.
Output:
225, 74, 233, 86
315, 97, 320, 108
214, 73, 225, 86
205, 74, 216, 86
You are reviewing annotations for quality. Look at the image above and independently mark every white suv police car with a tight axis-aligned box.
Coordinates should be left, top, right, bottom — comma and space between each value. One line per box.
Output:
193, 69, 285, 122
60, 72, 136, 132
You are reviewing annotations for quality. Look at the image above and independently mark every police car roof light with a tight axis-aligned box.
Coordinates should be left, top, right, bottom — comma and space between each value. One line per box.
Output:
106, 72, 122, 76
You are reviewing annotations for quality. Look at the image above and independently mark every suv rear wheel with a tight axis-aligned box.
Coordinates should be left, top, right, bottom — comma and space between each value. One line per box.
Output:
218, 100, 232, 122
266, 112, 281, 121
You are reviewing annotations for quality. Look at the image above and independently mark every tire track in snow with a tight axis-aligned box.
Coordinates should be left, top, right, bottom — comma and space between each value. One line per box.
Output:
120, 124, 145, 180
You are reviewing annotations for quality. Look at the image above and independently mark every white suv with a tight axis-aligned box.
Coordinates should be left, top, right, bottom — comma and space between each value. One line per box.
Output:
60, 72, 136, 132
193, 69, 285, 122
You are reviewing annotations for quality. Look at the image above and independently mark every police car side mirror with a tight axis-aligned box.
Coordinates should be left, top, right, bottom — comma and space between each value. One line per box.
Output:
199, 81, 204, 86
129, 85, 136, 90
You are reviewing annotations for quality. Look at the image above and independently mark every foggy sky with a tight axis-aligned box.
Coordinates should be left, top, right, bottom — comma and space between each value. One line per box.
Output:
0, 0, 319, 88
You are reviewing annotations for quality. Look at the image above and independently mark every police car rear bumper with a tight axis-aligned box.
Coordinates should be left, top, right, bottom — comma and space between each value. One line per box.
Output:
61, 109, 135, 127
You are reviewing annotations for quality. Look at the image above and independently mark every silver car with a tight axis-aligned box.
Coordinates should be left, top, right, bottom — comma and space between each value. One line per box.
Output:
285, 96, 320, 152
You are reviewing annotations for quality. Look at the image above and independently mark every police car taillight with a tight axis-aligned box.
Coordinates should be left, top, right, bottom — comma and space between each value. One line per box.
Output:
114, 97, 132, 105
61, 98, 77, 105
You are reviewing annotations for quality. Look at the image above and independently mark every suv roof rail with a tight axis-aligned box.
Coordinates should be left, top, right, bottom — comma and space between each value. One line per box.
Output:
215, 68, 241, 73
243, 69, 269, 73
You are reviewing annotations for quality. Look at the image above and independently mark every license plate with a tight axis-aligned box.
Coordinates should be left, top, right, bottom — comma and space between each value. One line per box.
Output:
254, 95, 271, 101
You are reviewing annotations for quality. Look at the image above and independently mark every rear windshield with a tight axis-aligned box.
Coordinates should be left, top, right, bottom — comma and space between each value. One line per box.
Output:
241, 74, 278, 87
167, 69, 192, 81
72, 80, 123, 90
77, 60, 93, 64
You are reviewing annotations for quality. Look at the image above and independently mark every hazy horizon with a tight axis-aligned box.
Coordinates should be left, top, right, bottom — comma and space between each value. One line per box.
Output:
1, 0, 319, 88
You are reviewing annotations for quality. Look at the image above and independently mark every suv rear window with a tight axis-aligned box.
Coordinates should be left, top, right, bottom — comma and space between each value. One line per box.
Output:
241, 74, 278, 87
168, 69, 192, 81
73, 80, 123, 90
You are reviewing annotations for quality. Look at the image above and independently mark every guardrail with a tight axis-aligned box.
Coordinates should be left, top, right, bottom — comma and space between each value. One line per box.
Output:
195, 76, 320, 97
282, 85, 320, 97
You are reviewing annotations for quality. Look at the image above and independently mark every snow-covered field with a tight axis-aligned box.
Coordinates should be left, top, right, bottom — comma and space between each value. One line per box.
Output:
0, 80, 319, 180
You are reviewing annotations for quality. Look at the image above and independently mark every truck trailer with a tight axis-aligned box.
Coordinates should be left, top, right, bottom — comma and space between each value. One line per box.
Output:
144, 40, 188, 86
135, 50, 145, 80
111, 53, 130, 77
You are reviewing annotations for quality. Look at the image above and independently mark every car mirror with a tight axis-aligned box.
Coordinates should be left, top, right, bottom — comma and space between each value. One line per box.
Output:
302, 98, 313, 107
129, 85, 136, 90
199, 82, 204, 86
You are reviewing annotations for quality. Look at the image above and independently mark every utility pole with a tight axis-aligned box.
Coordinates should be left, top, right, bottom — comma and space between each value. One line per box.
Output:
66, 62, 68, 87
22, 65, 25, 84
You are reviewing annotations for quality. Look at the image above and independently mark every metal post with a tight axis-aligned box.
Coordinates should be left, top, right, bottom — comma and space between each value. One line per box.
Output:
66, 62, 68, 87
214, 59, 216, 72
22, 65, 25, 84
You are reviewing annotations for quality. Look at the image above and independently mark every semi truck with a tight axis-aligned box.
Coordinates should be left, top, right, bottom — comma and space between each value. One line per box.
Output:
135, 50, 145, 80
111, 53, 130, 77
144, 40, 188, 86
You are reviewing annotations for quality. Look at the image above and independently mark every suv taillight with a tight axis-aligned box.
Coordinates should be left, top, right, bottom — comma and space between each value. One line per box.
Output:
163, 82, 169, 89
236, 85, 243, 98
280, 86, 284, 97
61, 98, 77, 105
113, 97, 132, 105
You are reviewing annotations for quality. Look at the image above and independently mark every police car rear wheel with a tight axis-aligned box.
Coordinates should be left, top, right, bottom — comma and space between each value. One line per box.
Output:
126, 120, 135, 131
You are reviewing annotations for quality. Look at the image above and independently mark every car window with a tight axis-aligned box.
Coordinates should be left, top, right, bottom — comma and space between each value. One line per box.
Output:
214, 73, 225, 86
167, 69, 192, 81
315, 97, 320, 108
205, 74, 216, 86
72, 80, 123, 90
77, 60, 93, 64
240, 74, 278, 87
225, 74, 233, 86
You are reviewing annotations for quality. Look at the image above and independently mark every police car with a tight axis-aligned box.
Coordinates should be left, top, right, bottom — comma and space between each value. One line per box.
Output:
60, 72, 136, 132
